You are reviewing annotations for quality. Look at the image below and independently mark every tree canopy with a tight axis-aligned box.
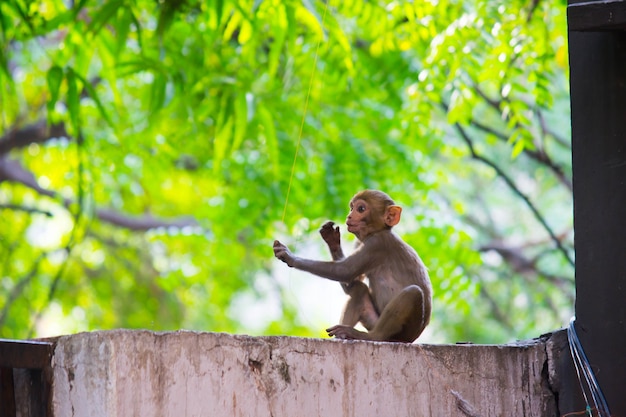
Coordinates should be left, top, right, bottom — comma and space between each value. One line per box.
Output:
0, 0, 572, 343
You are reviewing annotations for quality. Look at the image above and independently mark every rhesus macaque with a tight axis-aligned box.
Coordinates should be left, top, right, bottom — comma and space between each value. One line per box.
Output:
273, 190, 432, 343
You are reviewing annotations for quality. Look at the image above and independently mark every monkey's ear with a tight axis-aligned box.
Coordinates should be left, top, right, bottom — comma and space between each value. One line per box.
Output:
384, 205, 402, 227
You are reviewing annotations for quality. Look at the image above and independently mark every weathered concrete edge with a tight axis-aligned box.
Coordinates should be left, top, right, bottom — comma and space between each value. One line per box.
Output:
49, 329, 564, 417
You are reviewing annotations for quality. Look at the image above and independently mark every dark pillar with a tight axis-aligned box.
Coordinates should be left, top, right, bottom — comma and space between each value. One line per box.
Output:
567, 1, 626, 415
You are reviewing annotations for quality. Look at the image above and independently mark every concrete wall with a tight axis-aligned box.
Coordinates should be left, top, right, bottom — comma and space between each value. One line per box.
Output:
49, 330, 557, 417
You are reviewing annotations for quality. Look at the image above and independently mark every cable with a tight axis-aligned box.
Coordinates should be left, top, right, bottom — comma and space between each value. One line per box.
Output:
567, 317, 611, 417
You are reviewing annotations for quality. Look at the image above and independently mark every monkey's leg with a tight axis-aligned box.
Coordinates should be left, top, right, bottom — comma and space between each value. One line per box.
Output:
328, 285, 427, 343
340, 280, 378, 330
368, 285, 427, 342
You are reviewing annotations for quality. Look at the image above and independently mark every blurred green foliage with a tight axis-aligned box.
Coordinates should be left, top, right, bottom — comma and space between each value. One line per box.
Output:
0, 0, 572, 343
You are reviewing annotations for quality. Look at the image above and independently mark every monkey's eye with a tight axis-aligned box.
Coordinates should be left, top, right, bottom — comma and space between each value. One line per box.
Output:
357, 205, 366, 213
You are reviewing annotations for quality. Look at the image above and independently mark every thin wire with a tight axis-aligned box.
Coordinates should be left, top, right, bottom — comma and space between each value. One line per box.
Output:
567, 316, 611, 417
281, 1, 330, 223
570, 318, 609, 415
562, 409, 597, 417
568, 319, 592, 415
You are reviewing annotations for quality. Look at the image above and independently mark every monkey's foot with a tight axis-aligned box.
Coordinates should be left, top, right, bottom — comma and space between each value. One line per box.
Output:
326, 325, 367, 340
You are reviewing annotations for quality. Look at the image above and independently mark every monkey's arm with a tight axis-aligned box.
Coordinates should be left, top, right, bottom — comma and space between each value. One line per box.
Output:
273, 240, 376, 283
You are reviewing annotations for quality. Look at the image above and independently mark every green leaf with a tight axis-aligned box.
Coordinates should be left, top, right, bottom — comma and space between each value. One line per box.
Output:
232, 93, 248, 152
89, 0, 124, 36
115, 6, 133, 57
296, 1, 325, 39
150, 73, 167, 115
511, 137, 525, 159
213, 116, 233, 175
117, 57, 166, 77
252, 0, 263, 13
0, 2, 7, 38
301, 0, 324, 30
73, 0, 90, 15
72, 71, 114, 127
238, 19, 253, 44
129, 9, 143, 50
41, 10, 75, 33
65, 68, 81, 133
257, 103, 279, 177
212, 92, 234, 175
222, 10, 242, 42
46, 65, 64, 115
216, 0, 224, 27
6, 1, 29, 31
268, 6, 287, 77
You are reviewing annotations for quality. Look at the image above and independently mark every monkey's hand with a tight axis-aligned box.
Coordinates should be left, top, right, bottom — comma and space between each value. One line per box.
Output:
273, 240, 296, 267
319, 221, 341, 252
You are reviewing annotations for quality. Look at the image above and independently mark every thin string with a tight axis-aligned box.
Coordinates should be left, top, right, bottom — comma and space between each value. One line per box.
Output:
279, 1, 331, 331
281, 1, 330, 223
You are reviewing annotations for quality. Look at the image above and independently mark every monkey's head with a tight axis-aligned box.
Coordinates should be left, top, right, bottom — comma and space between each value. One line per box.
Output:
346, 190, 402, 241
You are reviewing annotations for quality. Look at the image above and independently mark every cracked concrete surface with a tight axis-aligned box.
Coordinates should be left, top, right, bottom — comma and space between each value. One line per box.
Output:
51, 330, 558, 417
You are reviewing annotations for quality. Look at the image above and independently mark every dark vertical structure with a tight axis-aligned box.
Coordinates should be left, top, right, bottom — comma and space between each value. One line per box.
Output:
567, 1, 626, 415
0, 339, 54, 417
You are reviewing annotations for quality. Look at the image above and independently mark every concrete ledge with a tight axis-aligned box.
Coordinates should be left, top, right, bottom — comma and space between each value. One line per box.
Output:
49, 330, 557, 416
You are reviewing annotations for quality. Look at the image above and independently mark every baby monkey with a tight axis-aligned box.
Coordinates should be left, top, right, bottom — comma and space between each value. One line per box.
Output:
273, 190, 431, 343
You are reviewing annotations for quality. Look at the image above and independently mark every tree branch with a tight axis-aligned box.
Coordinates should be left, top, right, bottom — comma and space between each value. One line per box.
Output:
472, 84, 502, 111
96, 209, 198, 231
469, 85, 573, 190
446, 117, 575, 267
0, 122, 67, 155
478, 284, 514, 331
527, 0, 542, 22
470, 119, 572, 191
536, 110, 571, 149
0, 203, 53, 217
479, 242, 574, 292
0, 158, 199, 231
0, 158, 57, 198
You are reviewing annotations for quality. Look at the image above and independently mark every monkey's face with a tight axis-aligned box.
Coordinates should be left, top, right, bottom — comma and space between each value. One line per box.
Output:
346, 198, 380, 240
